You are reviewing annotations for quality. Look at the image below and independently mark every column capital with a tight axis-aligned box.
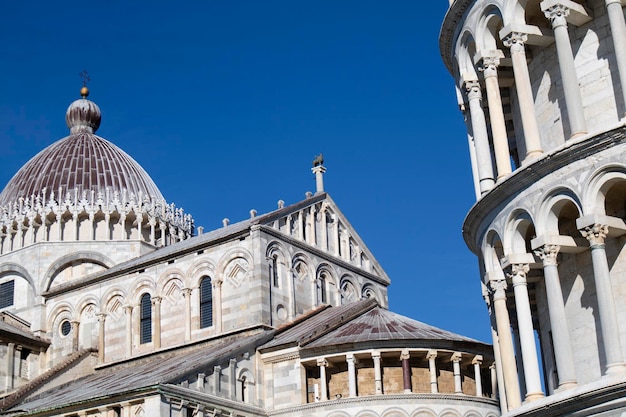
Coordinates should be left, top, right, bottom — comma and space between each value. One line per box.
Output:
182, 287, 192, 297
371, 350, 381, 359
346, 353, 358, 364
533, 244, 560, 266
489, 278, 508, 300
476, 50, 505, 77
427, 349, 438, 360
579, 223, 609, 247
502, 31, 528, 49
96, 312, 107, 322
451, 352, 463, 363
317, 358, 328, 367
464, 79, 482, 97
151, 296, 163, 306
507, 263, 530, 286
472, 355, 483, 365
124, 305, 134, 314
400, 349, 411, 360
543, 3, 571, 27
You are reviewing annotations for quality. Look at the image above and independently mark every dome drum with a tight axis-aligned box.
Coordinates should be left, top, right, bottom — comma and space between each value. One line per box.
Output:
0, 186, 192, 254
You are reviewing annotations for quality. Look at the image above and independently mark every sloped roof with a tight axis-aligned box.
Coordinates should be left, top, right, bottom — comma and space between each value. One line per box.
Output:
260, 299, 490, 355
305, 305, 485, 347
260, 299, 377, 351
11, 330, 273, 414
0, 315, 49, 348
45, 191, 384, 297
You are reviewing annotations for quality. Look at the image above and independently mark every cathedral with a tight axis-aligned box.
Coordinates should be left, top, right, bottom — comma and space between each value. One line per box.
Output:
440, 0, 626, 416
0, 86, 496, 416
3, 0, 626, 416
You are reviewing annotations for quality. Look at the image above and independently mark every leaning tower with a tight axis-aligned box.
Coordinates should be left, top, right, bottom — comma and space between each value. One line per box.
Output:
440, 0, 626, 416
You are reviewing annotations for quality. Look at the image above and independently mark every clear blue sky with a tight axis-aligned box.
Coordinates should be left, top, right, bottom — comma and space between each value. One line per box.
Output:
0, 2, 491, 342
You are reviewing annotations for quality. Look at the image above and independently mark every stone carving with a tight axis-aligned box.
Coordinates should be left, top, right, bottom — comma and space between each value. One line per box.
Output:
225, 258, 249, 287
312, 153, 324, 167
579, 224, 609, 247
534, 244, 560, 266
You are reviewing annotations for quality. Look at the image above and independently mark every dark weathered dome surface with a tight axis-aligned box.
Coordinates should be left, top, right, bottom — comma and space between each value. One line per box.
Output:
0, 94, 164, 208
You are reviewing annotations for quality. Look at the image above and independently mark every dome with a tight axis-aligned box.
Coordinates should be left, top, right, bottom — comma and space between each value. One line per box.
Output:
0, 90, 165, 208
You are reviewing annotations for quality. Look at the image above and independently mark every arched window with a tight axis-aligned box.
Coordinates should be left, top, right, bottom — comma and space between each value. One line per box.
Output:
200, 277, 213, 328
140, 293, 152, 344
241, 375, 248, 403
317, 274, 327, 305
270, 255, 279, 287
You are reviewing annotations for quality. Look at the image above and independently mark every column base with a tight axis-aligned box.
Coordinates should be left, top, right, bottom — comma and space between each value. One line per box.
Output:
403, 389, 412, 394
605, 362, 626, 375
569, 131, 588, 140
555, 380, 577, 391
524, 391, 545, 402
524, 149, 543, 160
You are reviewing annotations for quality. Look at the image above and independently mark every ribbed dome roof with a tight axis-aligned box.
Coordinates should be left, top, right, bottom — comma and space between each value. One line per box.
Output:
0, 90, 165, 208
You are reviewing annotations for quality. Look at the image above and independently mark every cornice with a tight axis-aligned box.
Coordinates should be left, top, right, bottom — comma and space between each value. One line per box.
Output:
462, 124, 626, 254
268, 393, 498, 416
260, 225, 391, 286
440, 0, 475, 76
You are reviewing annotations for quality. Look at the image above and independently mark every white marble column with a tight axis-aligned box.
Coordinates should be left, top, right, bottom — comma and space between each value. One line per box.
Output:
215, 280, 223, 333
578, 223, 626, 374
542, 2, 588, 138
452, 352, 463, 394
152, 296, 162, 349
473, 355, 483, 397
71, 320, 80, 352
465, 79, 496, 195
306, 206, 316, 246
6, 343, 14, 390
479, 51, 512, 179
372, 351, 383, 394
507, 262, 545, 400
484, 283, 508, 411
490, 363, 498, 400
97, 313, 106, 363
427, 350, 438, 393
124, 305, 133, 358
489, 278, 522, 408
320, 207, 328, 251
183, 288, 192, 341
317, 358, 329, 401
229, 358, 237, 400
606, 0, 626, 116
346, 353, 358, 397
312, 165, 326, 194
533, 244, 577, 388
213, 365, 221, 395
501, 31, 544, 162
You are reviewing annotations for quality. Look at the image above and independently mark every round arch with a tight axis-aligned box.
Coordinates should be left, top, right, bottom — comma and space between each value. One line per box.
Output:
0, 262, 37, 295
42, 251, 114, 293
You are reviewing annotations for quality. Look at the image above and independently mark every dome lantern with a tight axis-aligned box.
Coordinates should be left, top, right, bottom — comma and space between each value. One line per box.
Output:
65, 87, 101, 134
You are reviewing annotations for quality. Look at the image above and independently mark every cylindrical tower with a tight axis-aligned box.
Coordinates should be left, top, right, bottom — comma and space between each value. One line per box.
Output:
440, 1, 626, 416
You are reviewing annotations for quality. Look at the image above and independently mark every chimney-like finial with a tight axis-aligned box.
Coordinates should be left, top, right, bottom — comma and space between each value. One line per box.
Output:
311, 154, 326, 194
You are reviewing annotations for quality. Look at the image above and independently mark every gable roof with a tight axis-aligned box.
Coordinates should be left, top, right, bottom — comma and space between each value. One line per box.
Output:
10, 330, 273, 414
44, 192, 389, 297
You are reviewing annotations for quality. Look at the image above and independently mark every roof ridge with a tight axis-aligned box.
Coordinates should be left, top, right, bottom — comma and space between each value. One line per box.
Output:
273, 304, 331, 336
299, 298, 378, 347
